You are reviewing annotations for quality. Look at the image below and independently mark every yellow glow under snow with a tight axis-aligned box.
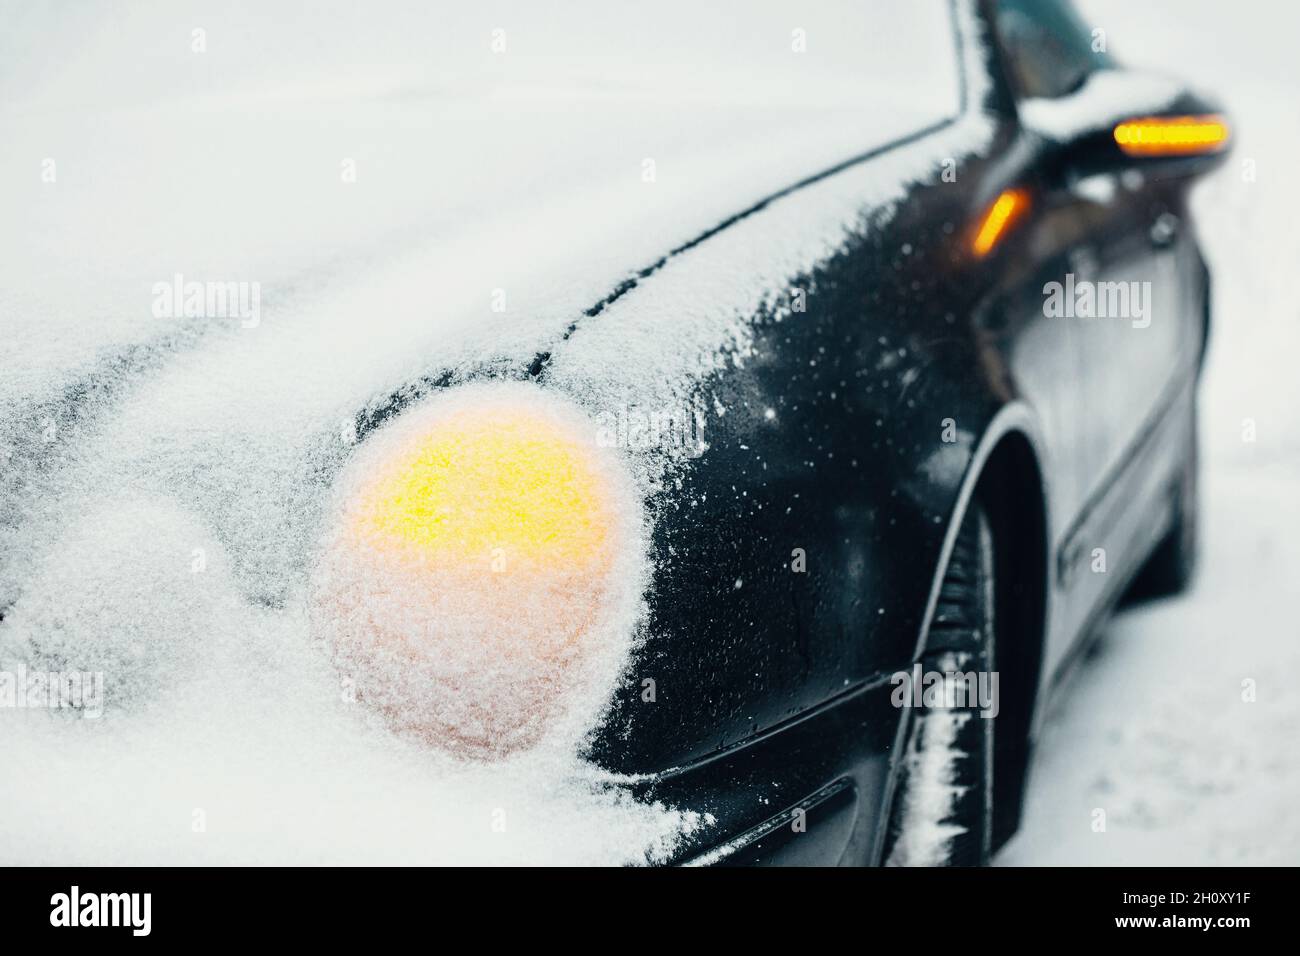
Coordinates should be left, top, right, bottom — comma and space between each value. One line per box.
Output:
350, 405, 611, 570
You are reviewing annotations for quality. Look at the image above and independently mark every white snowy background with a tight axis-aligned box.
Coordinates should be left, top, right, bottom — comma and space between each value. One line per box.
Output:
1001, 0, 1300, 865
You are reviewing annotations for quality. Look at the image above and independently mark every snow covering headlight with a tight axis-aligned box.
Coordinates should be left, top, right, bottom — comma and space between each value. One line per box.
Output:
309, 382, 645, 759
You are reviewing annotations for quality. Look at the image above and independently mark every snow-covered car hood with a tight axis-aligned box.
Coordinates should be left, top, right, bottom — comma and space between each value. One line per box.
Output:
0, 0, 988, 863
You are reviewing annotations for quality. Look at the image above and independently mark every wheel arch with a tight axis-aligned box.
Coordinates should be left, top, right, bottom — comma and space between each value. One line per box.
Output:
911, 403, 1051, 853
975, 428, 1049, 850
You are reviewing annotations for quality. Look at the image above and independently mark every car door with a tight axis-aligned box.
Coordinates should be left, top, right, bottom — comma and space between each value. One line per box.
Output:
989, 0, 1189, 660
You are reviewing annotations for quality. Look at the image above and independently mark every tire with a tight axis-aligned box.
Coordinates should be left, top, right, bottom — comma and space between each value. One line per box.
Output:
1126, 411, 1199, 601
882, 503, 996, 866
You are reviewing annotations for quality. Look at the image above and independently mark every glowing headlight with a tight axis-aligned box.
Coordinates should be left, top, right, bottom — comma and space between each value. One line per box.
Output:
310, 383, 644, 759
352, 405, 612, 571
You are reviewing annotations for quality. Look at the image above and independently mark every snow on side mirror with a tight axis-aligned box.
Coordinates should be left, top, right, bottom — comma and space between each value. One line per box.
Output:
1020, 69, 1232, 185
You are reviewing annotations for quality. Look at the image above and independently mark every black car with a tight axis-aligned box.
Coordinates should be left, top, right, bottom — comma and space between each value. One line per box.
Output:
0, 0, 1228, 866
567, 0, 1230, 865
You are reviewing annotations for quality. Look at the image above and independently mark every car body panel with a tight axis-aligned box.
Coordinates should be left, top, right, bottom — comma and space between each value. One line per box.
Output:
573, 0, 1215, 858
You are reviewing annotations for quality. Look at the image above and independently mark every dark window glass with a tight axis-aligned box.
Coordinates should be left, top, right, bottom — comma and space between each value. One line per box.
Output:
993, 0, 1114, 99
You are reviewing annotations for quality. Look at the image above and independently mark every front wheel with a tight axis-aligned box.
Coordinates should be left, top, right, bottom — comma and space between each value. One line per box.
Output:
882, 503, 996, 866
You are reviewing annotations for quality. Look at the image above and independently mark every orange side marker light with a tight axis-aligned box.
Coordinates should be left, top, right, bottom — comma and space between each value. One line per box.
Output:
972, 188, 1030, 258
1113, 115, 1230, 157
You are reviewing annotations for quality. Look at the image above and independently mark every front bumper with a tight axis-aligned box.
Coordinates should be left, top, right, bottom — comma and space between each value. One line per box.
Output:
630, 675, 905, 866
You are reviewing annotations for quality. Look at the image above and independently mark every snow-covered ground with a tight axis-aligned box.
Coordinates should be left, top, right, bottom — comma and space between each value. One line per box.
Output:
1001, 0, 1300, 865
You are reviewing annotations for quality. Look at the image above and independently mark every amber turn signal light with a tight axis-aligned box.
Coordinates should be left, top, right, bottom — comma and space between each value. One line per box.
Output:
972, 188, 1030, 258
1113, 114, 1230, 157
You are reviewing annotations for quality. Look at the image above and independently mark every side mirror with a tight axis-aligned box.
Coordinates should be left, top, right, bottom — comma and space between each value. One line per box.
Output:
1020, 69, 1232, 186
